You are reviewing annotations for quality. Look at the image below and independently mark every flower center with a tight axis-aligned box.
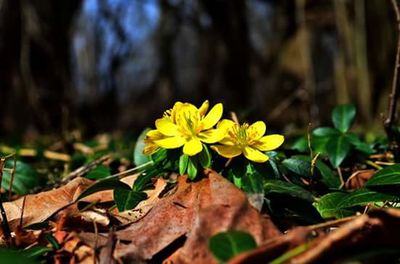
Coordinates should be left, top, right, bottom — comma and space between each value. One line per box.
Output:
229, 123, 249, 148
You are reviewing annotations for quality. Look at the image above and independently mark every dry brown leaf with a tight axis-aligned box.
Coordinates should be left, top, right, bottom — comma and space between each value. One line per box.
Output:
345, 169, 375, 190
229, 208, 400, 264
1, 177, 94, 231
113, 178, 168, 225
114, 170, 280, 263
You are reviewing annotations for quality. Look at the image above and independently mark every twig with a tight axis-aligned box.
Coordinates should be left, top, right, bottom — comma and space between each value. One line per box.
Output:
385, 0, 400, 161
19, 196, 27, 228
8, 154, 16, 200
0, 157, 12, 245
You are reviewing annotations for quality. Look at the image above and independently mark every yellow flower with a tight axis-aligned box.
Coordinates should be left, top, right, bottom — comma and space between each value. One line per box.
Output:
152, 101, 225, 156
211, 120, 284, 163
143, 129, 164, 155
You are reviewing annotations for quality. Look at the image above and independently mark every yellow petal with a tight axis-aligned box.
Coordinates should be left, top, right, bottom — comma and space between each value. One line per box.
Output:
199, 100, 209, 117
211, 145, 242, 158
199, 129, 225, 143
247, 121, 266, 140
154, 136, 185, 149
201, 103, 223, 130
243, 146, 269, 163
183, 138, 202, 156
155, 118, 178, 136
254, 135, 284, 151
146, 129, 164, 140
217, 119, 235, 130
176, 104, 200, 129
143, 144, 159, 155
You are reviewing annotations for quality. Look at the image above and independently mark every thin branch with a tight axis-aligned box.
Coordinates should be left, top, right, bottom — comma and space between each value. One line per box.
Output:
385, 0, 400, 161
0, 157, 12, 245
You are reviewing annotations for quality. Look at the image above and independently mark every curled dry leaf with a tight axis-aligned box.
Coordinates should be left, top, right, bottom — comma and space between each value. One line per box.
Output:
345, 169, 375, 190
0, 177, 94, 231
113, 178, 168, 225
114, 170, 280, 263
229, 208, 400, 264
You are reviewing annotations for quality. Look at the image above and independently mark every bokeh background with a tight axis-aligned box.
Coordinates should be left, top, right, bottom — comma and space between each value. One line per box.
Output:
0, 0, 397, 140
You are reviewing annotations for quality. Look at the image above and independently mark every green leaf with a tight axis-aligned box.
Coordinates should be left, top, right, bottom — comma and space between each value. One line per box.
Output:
242, 163, 263, 193
187, 157, 198, 180
208, 230, 257, 262
133, 128, 151, 166
264, 180, 314, 202
114, 187, 147, 212
0, 249, 39, 264
313, 127, 340, 137
150, 148, 167, 164
289, 136, 308, 152
345, 133, 374, 154
282, 158, 310, 177
76, 178, 131, 201
23, 246, 53, 259
313, 192, 355, 218
198, 145, 212, 168
326, 134, 351, 168
85, 165, 110, 180
315, 160, 340, 188
366, 164, 400, 187
45, 234, 60, 250
2, 160, 44, 195
332, 104, 356, 132
179, 154, 189, 175
337, 188, 397, 208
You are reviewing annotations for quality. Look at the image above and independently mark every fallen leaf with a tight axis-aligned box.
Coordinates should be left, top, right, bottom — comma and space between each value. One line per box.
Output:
114, 170, 280, 263
345, 169, 375, 190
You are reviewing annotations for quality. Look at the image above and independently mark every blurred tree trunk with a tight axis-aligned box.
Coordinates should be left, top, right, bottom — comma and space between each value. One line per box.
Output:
200, 0, 251, 109
0, 0, 82, 137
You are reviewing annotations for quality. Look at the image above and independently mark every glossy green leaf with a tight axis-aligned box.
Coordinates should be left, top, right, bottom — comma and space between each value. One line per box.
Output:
282, 158, 310, 177
114, 187, 147, 212
2, 160, 44, 195
264, 180, 314, 202
198, 145, 211, 168
179, 154, 189, 175
133, 128, 151, 166
76, 177, 130, 201
313, 127, 340, 137
337, 188, 397, 208
326, 135, 350, 168
242, 163, 263, 193
366, 164, 400, 187
23, 246, 53, 259
208, 230, 257, 262
315, 160, 340, 188
332, 104, 356, 132
85, 165, 110, 180
345, 133, 374, 154
313, 192, 355, 218
187, 157, 198, 180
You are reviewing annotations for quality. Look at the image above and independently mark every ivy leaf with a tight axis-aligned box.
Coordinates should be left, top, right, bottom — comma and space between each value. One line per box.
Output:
208, 231, 257, 263
85, 165, 110, 180
282, 158, 310, 177
114, 187, 147, 212
133, 128, 151, 166
332, 104, 356, 133
264, 180, 314, 202
326, 134, 351, 168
